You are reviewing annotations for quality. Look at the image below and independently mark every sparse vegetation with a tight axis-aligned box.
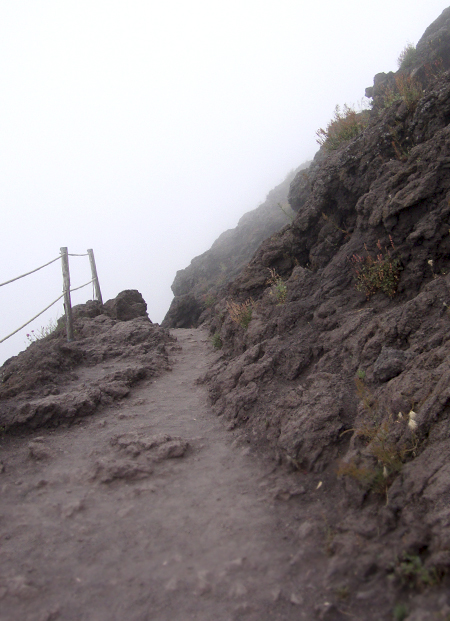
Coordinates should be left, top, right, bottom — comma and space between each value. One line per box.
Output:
397, 43, 417, 70
393, 603, 409, 621
266, 268, 287, 304
349, 237, 401, 299
391, 553, 441, 589
211, 332, 223, 349
382, 74, 423, 110
203, 292, 216, 308
316, 104, 369, 151
423, 57, 445, 82
335, 585, 350, 601
277, 201, 295, 223
226, 299, 254, 330
25, 317, 60, 344
338, 376, 419, 495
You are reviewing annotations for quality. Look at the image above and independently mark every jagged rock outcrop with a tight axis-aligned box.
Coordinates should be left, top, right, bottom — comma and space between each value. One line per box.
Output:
366, 6, 450, 108
0, 290, 173, 431
162, 165, 309, 328
195, 8, 450, 617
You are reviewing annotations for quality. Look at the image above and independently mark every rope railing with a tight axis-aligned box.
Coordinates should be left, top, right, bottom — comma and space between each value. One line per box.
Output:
0, 255, 61, 288
0, 293, 65, 344
70, 279, 94, 293
0, 247, 102, 346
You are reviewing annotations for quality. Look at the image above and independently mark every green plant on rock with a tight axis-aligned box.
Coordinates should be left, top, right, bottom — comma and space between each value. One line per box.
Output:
393, 603, 409, 621
226, 298, 254, 330
391, 553, 441, 589
349, 237, 401, 299
382, 74, 423, 111
203, 292, 216, 309
316, 104, 369, 151
356, 368, 366, 380
266, 268, 287, 304
397, 42, 417, 70
211, 332, 223, 349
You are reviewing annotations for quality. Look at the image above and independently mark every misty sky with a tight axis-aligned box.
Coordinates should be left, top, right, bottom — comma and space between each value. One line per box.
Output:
1, 1, 449, 364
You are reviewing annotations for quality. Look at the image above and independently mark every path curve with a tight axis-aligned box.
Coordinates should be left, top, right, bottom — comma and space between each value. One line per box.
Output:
0, 328, 327, 621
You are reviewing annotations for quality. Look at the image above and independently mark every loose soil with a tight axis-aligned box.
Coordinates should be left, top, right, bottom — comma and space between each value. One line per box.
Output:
0, 328, 338, 621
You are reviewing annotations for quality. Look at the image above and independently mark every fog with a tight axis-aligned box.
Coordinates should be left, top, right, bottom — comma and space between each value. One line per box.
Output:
1, 1, 448, 364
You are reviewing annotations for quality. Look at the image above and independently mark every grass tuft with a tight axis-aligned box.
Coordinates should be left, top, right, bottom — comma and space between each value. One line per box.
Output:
226, 299, 254, 330
316, 104, 369, 151
349, 237, 401, 299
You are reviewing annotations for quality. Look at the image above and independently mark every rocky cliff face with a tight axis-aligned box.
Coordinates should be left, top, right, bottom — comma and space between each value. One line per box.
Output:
196, 7, 450, 617
162, 165, 309, 328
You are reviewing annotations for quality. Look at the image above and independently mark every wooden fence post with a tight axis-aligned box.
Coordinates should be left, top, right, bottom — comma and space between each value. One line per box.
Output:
60, 247, 74, 341
87, 249, 103, 305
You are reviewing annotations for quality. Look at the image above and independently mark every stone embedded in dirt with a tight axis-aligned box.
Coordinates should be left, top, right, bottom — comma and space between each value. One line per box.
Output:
290, 592, 303, 606
110, 432, 189, 462
273, 485, 306, 501
28, 440, 53, 460
195, 569, 212, 596
315, 602, 342, 620
61, 499, 85, 519
154, 439, 189, 461
91, 458, 154, 483
373, 346, 408, 382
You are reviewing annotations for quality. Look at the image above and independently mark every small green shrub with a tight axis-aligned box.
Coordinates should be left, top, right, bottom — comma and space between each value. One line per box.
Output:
349, 237, 401, 299
391, 553, 441, 589
211, 332, 223, 349
266, 268, 287, 304
397, 43, 417, 70
393, 603, 408, 621
203, 293, 216, 308
316, 104, 369, 151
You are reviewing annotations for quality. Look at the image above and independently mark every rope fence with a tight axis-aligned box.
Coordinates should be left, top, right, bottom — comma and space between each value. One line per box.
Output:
0, 255, 61, 288
0, 247, 102, 346
0, 294, 64, 344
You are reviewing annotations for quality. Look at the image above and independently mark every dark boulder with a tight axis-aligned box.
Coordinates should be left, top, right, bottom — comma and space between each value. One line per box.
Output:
103, 290, 149, 321
162, 294, 203, 329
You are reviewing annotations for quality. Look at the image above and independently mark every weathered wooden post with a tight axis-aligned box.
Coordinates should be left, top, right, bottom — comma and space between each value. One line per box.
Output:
87, 248, 103, 305
60, 247, 74, 341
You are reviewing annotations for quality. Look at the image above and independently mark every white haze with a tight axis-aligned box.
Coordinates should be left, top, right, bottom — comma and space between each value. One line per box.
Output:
0, 0, 448, 364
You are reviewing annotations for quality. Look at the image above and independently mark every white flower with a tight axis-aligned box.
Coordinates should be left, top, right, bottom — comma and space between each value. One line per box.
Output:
398, 412, 404, 420
408, 418, 418, 431
428, 259, 434, 267
383, 466, 388, 478
408, 410, 417, 420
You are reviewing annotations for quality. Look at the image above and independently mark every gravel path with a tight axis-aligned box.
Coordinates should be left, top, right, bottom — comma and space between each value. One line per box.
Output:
0, 328, 328, 621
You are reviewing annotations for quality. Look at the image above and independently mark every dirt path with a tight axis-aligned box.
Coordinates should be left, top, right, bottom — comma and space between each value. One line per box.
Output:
0, 328, 329, 621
